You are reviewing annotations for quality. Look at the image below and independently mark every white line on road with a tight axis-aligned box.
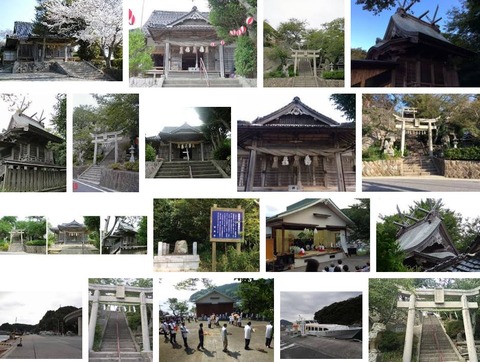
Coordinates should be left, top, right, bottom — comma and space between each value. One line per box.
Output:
280, 343, 296, 351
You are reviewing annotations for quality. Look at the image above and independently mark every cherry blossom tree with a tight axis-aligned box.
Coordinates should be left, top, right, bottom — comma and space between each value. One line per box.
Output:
42, 0, 122, 68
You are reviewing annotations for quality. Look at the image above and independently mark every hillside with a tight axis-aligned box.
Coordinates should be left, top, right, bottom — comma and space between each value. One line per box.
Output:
313, 295, 362, 325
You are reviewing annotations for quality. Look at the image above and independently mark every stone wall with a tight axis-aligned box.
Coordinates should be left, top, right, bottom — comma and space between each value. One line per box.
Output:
145, 161, 162, 178
25, 245, 47, 254
444, 160, 480, 178
100, 169, 139, 192
362, 159, 403, 177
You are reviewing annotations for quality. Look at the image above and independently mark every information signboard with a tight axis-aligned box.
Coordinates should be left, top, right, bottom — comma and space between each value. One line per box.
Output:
210, 207, 244, 242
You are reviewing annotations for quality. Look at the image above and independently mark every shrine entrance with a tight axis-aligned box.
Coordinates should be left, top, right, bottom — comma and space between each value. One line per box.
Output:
90, 130, 124, 165
397, 287, 478, 362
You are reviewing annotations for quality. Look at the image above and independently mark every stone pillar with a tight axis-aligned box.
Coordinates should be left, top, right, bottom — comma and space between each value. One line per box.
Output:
428, 122, 433, 157
193, 242, 197, 255
158, 242, 163, 256
93, 134, 98, 165
169, 143, 172, 162
201, 143, 204, 161
402, 294, 416, 362
163, 243, 169, 255
165, 42, 170, 77
293, 51, 298, 75
77, 316, 82, 336
219, 44, 225, 78
140, 292, 151, 352
313, 52, 317, 76
462, 294, 477, 362
88, 290, 100, 350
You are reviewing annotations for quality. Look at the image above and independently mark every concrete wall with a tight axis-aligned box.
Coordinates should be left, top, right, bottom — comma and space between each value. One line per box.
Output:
362, 159, 403, 177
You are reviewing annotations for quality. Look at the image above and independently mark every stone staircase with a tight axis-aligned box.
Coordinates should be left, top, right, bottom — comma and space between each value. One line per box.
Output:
162, 77, 242, 87
293, 59, 318, 87
403, 156, 439, 176
90, 310, 145, 362
419, 315, 461, 362
78, 165, 102, 184
54, 61, 108, 80
154, 161, 224, 178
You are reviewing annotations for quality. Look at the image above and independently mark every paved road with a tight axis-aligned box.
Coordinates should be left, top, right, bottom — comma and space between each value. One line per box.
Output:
4, 335, 82, 359
280, 332, 362, 359
363, 177, 480, 192
73, 180, 113, 192
160, 320, 273, 362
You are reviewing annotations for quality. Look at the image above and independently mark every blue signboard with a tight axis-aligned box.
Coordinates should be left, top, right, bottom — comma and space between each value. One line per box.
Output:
210, 207, 244, 242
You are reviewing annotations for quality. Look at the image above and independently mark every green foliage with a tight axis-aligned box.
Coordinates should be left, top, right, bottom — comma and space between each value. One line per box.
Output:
129, 28, 153, 76
145, 143, 156, 162
47, 94, 67, 166
93, 324, 102, 351
77, 40, 101, 61
376, 220, 408, 272
216, 245, 259, 272
264, 45, 289, 66
25, 239, 46, 246
213, 139, 231, 160
92, 94, 139, 139
322, 70, 344, 79
137, 217, 147, 245
165, 298, 189, 317
277, 18, 307, 48
234, 35, 256, 77
124, 162, 139, 172
89, 278, 152, 287
355, 0, 419, 15
369, 279, 412, 324
264, 68, 286, 79
378, 330, 404, 352
330, 94, 356, 122
0, 243, 8, 252
351, 47, 367, 60
314, 295, 362, 325
236, 278, 274, 321
313, 18, 344, 63
445, 320, 464, 338
208, 0, 255, 40
127, 311, 141, 331
342, 199, 370, 242
444, 147, 480, 160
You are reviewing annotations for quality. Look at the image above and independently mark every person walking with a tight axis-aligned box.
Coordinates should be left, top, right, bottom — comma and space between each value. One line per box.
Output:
197, 323, 205, 351
265, 321, 273, 348
221, 323, 228, 352
244, 321, 253, 350
180, 322, 189, 349
169, 320, 177, 346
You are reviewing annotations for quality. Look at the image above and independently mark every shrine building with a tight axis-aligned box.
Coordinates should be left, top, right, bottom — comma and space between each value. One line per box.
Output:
50, 220, 88, 244
237, 97, 355, 192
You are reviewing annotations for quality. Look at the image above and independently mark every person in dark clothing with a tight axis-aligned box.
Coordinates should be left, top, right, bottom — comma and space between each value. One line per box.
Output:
197, 323, 205, 351
305, 258, 319, 272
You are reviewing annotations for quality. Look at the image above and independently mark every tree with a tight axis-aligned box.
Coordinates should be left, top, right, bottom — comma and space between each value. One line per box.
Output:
236, 278, 274, 321
355, 0, 420, 15
196, 107, 231, 158
43, 0, 122, 68
330, 94, 356, 122
174, 278, 216, 291
47, 94, 67, 166
129, 28, 153, 77
165, 298, 189, 317
137, 216, 147, 245
351, 47, 367, 60
318, 18, 344, 63
277, 18, 307, 48
342, 199, 370, 242
93, 94, 139, 139
369, 279, 412, 324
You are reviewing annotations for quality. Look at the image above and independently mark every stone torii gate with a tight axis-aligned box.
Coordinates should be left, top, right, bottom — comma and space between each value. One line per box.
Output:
394, 107, 439, 157
291, 49, 321, 76
88, 284, 153, 352
91, 131, 124, 165
397, 287, 479, 362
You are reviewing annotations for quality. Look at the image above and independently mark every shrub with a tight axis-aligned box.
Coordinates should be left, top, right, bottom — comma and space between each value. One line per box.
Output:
124, 162, 139, 172
444, 146, 480, 160
127, 312, 142, 331
213, 139, 231, 160
110, 163, 122, 170
378, 330, 404, 352
445, 320, 464, 338
76, 40, 101, 61
322, 70, 344, 79
145, 144, 156, 162
265, 69, 285, 78
0, 243, 8, 251
234, 36, 256, 78
25, 239, 46, 246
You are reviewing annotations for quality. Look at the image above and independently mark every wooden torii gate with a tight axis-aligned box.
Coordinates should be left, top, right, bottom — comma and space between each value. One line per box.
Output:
394, 107, 439, 157
291, 49, 321, 76
397, 287, 478, 362
91, 131, 124, 165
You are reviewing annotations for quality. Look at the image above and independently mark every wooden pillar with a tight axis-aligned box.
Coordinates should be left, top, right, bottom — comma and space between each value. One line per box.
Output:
165, 42, 170, 77
334, 152, 346, 192
462, 294, 478, 362
245, 141, 257, 191
260, 157, 266, 187
168, 143, 172, 162
403, 294, 416, 362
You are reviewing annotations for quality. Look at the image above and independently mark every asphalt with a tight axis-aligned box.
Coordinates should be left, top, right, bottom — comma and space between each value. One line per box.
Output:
160, 320, 274, 362
363, 176, 480, 192
280, 331, 362, 359
1, 335, 82, 359
73, 179, 115, 192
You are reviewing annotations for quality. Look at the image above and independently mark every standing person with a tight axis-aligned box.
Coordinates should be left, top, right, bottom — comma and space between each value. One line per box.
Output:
180, 322, 189, 349
265, 321, 273, 348
161, 321, 169, 342
221, 323, 228, 352
244, 322, 253, 350
169, 320, 177, 346
197, 323, 205, 351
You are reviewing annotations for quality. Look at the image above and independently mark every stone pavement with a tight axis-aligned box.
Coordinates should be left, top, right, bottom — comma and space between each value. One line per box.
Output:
2, 335, 82, 359
48, 243, 100, 254
160, 320, 274, 362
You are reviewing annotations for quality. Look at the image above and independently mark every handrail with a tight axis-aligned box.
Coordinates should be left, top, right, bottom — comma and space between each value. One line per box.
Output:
199, 58, 210, 87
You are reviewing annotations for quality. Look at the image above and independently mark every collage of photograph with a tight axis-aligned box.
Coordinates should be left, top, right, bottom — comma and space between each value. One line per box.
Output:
0, 0, 479, 361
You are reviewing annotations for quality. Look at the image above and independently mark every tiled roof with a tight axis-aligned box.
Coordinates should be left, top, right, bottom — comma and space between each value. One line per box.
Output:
144, 6, 210, 29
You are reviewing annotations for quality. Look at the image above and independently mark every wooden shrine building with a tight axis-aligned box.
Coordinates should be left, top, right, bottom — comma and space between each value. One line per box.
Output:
102, 220, 144, 254
351, 3, 475, 87
0, 110, 66, 191
144, 6, 234, 78
193, 289, 236, 317
147, 122, 212, 162
3, 21, 73, 63
50, 220, 88, 244
237, 97, 355, 192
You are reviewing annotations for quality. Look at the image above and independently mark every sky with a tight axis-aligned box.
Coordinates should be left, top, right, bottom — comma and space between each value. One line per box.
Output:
264, 0, 344, 29
281, 291, 362, 323
144, 107, 205, 137
158, 276, 241, 314
0, 94, 57, 131
128, 0, 211, 28
0, 292, 81, 325
351, 0, 463, 50
48, 215, 89, 230
1, 0, 37, 30
265, 196, 361, 217
376, 194, 480, 222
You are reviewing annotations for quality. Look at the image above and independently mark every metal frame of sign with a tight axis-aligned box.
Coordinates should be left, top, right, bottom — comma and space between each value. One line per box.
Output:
210, 206, 244, 242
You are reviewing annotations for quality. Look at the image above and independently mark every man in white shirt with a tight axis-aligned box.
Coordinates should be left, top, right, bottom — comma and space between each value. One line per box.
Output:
244, 322, 253, 350
180, 322, 189, 349
265, 321, 273, 348
221, 323, 228, 352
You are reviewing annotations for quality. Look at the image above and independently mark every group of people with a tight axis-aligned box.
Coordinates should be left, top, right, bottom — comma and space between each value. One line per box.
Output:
162, 318, 274, 353
305, 258, 370, 272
